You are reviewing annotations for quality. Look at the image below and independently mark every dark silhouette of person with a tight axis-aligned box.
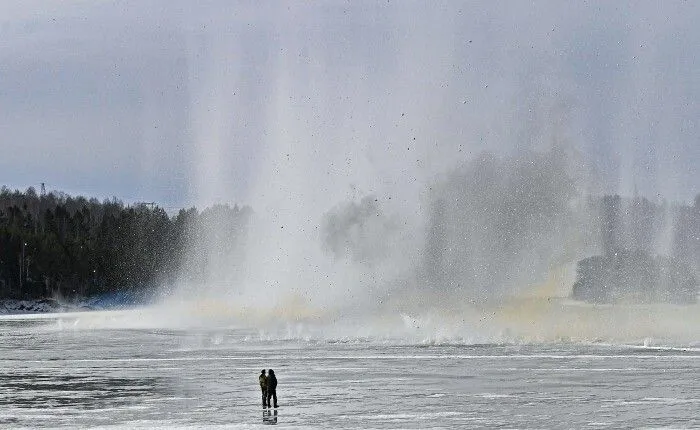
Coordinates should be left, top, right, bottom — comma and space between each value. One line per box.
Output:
266, 369, 278, 408
259, 369, 268, 408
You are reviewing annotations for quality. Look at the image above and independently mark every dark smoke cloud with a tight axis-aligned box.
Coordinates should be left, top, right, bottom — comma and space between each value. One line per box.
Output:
423, 147, 580, 300
319, 147, 588, 306
321, 195, 396, 266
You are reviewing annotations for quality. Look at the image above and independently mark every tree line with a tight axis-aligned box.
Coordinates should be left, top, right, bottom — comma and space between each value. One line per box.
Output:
0, 186, 251, 300
572, 194, 700, 303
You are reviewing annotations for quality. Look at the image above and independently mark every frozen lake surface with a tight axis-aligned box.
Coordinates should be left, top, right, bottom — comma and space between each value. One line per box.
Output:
0, 311, 698, 429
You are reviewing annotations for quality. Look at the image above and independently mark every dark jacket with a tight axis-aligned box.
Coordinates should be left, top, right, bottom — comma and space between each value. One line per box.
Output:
259, 373, 267, 390
267, 372, 277, 390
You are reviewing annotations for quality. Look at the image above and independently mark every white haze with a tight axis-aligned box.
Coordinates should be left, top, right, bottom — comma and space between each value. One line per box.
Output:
176, 4, 698, 301
1, 2, 699, 341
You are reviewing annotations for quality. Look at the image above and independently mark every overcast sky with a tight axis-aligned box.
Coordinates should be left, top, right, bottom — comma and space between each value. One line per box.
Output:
1, 1, 698, 210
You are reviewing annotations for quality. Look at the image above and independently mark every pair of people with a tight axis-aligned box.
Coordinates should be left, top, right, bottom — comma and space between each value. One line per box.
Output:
258, 369, 278, 408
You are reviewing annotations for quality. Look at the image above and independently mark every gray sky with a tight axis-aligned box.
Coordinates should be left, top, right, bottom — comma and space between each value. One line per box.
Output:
1, 1, 699, 210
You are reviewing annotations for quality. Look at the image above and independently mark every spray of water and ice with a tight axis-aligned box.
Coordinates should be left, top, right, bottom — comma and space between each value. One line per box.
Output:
4, 5, 700, 429
146, 3, 698, 345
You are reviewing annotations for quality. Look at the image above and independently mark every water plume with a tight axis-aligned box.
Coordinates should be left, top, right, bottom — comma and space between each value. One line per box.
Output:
151, 2, 700, 346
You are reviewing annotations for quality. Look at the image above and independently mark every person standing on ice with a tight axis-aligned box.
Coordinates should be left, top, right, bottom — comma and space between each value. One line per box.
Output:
266, 369, 278, 408
259, 369, 268, 408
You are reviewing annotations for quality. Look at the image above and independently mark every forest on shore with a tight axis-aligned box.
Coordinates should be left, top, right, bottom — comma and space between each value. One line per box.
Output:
0, 186, 251, 301
571, 194, 700, 303
1, 180, 698, 305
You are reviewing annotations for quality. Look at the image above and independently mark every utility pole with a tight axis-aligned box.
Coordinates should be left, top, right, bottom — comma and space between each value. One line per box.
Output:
26, 256, 31, 285
19, 242, 26, 297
